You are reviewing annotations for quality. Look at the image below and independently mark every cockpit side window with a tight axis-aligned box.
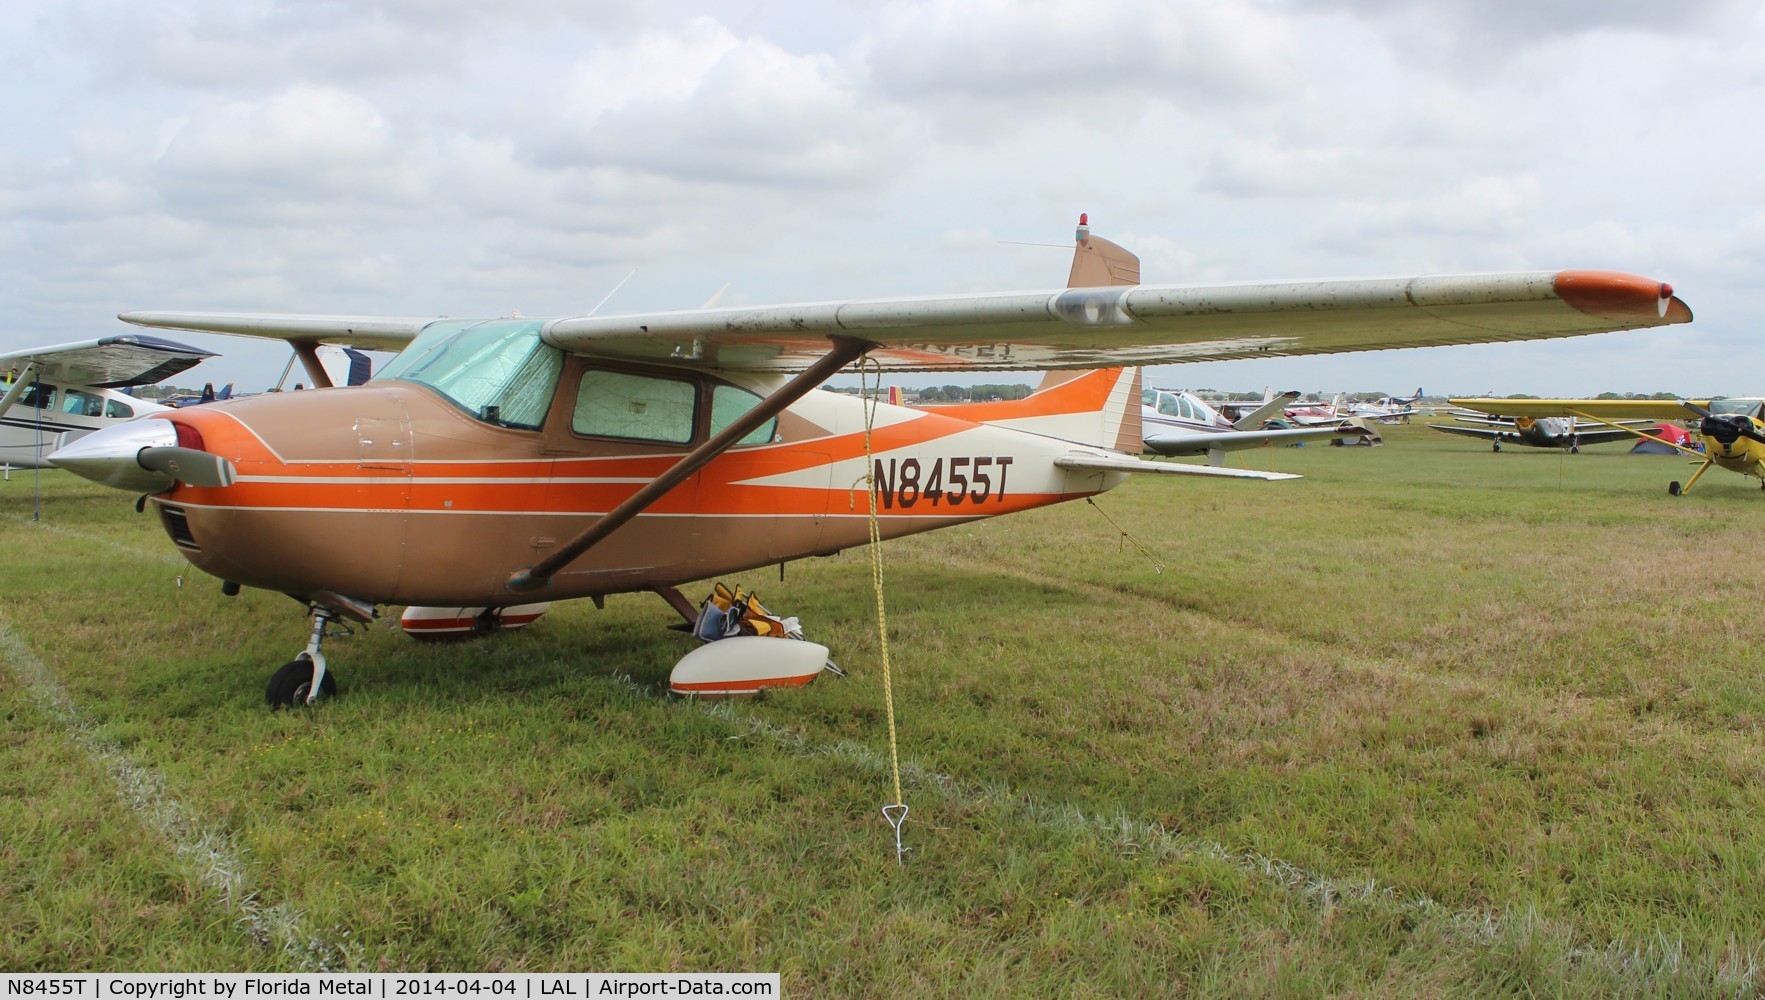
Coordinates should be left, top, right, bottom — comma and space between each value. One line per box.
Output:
377, 320, 562, 429
572, 369, 697, 443
62, 389, 102, 416
17, 383, 55, 410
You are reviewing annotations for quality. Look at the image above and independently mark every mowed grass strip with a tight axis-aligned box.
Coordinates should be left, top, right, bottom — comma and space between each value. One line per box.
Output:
2, 426, 1763, 993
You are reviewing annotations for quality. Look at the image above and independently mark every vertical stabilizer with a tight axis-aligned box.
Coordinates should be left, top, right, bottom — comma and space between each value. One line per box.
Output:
931, 215, 1143, 452
1066, 213, 1141, 288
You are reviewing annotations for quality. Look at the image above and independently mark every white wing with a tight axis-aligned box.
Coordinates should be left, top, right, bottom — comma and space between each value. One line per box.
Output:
1, 334, 216, 387
118, 269, 1689, 374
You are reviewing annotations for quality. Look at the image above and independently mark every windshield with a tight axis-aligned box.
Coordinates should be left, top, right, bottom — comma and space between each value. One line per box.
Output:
377, 320, 563, 429
1707, 398, 1763, 418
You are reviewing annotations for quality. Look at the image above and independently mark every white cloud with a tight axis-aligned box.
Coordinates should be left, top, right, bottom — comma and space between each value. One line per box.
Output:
532, 19, 894, 190
862, 0, 1298, 107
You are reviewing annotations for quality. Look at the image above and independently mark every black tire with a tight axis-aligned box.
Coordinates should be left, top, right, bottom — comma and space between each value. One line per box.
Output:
1492, 443, 1501, 453
267, 658, 338, 708
1668, 481, 1682, 497
1570, 445, 1580, 454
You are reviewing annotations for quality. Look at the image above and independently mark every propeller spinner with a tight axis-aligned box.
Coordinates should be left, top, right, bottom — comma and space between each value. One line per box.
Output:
48, 418, 236, 491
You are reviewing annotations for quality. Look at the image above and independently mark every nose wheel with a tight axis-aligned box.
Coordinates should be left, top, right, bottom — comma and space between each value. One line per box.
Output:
267, 608, 348, 708
267, 656, 337, 707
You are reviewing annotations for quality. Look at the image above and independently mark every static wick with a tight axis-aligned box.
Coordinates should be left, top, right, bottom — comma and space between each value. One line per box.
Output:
882, 803, 910, 865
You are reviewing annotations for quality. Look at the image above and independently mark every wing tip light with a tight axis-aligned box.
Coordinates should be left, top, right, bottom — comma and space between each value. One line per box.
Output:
1554, 270, 1692, 326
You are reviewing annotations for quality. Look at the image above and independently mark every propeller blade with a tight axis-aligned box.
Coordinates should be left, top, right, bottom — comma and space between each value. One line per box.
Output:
138, 446, 237, 488
1680, 400, 1714, 419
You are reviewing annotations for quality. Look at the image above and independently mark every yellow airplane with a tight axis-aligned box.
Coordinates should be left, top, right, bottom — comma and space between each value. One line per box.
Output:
1450, 397, 1765, 495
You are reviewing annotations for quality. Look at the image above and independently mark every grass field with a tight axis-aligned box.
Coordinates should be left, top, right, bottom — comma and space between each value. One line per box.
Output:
4, 423, 1764, 994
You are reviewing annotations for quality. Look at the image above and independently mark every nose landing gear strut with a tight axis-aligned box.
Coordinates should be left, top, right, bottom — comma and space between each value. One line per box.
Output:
267, 598, 374, 708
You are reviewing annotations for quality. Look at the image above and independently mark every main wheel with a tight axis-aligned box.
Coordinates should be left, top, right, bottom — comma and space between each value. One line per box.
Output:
1668, 481, 1682, 497
267, 658, 338, 708
1570, 445, 1580, 454
1492, 442, 1502, 452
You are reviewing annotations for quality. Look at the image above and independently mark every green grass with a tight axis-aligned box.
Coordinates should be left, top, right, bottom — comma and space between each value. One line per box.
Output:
3, 425, 1764, 994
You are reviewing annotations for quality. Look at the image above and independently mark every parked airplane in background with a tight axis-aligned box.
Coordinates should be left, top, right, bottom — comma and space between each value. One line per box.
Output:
47, 216, 1692, 707
1429, 409, 1654, 452
1, 334, 215, 470
1342, 388, 1424, 423
1284, 394, 1348, 426
163, 383, 234, 407
1140, 386, 1371, 463
1452, 397, 1758, 495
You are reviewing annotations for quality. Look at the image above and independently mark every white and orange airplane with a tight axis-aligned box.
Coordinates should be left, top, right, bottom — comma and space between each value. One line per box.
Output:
47, 217, 1692, 706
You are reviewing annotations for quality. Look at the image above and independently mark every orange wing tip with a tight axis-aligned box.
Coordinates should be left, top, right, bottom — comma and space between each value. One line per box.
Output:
1555, 270, 1692, 325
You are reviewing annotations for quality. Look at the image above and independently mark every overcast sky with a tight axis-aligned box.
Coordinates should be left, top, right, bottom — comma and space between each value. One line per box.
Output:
4, 0, 1762, 396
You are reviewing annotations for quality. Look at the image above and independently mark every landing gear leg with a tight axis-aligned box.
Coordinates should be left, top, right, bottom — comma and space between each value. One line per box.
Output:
1669, 459, 1717, 498
267, 608, 344, 708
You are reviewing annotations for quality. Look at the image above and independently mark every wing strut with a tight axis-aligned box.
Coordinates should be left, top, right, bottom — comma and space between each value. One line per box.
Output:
0, 362, 39, 422
1564, 408, 1703, 457
292, 341, 335, 389
507, 335, 877, 594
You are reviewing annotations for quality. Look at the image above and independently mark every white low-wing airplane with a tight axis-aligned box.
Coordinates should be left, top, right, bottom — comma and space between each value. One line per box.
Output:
1140, 387, 1371, 463
45, 218, 1692, 706
1, 334, 216, 470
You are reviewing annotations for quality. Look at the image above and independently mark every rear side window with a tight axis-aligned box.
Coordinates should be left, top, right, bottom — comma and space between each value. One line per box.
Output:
572, 370, 697, 443
709, 385, 777, 446
106, 398, 135, 419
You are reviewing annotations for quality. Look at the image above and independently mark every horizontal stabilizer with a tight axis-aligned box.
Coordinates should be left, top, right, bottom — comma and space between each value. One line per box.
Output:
1232, 390, 1301, 431
1055, 453, 1299, 481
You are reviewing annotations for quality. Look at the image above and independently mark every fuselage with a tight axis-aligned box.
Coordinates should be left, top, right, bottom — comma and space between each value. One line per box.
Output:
1511, 415, 1580, 447
1695, 398, 1765, 477
124, 333, 1127, 608
0, 376, 166, 469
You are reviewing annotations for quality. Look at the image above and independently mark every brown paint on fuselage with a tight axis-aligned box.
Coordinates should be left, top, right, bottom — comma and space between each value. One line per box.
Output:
151, 361, 1108, 608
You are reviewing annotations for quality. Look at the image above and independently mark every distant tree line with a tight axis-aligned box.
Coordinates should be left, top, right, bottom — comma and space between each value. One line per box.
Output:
822, 383, 1033, 402
916, 384, 1032, 402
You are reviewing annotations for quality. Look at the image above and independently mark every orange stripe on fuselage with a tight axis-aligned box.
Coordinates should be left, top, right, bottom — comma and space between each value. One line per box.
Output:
917, 367, 1124, 422
162, 399, 1095, 519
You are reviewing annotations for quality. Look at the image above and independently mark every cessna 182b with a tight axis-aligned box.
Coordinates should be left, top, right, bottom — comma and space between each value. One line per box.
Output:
1452, 396, 1758, 495
47, 218, 1692, 706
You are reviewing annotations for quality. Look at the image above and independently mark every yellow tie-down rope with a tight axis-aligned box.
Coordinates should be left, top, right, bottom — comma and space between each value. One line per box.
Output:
853, 360, 909, 864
